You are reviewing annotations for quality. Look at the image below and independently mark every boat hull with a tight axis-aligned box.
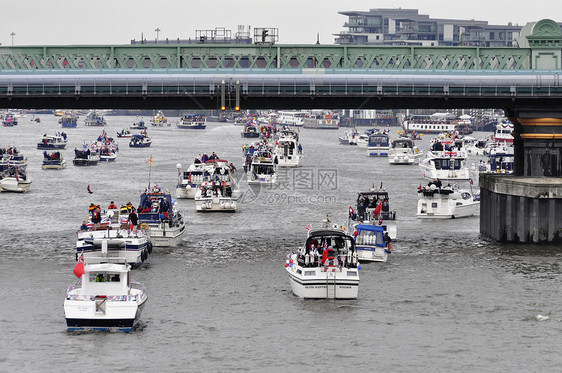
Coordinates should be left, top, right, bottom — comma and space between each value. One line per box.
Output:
356, 246, 388, 262
287, 267, 359, 299
73, 159, 99, 166
37, 143, 67, 150
177, 124, 206, 129
146, 224, 185, 247
65, 297, 146, 331
42, 160, 67, 169
247, 174, 276, 184
417, 199, 479, 219
195, 197, 236, 212
367, 146, 390, 156
0, 178, 31, 192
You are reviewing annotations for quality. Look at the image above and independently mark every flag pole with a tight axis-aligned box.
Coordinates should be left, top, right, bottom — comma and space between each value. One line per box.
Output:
148, 155, 153, 190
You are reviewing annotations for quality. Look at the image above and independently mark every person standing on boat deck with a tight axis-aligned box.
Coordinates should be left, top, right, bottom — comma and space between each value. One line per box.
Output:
108, 201, 117, 210
435, 178, 442, 188
383, 231, 392, 253
128, 208, 138, 228
92, 207, 101, 226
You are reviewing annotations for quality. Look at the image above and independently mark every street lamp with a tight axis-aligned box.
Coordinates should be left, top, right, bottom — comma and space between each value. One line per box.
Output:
155, 28, 160, 44
10, 32, 15, 46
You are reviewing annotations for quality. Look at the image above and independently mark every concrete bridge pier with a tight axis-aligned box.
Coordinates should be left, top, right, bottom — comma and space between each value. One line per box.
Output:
479, 111, 562, 243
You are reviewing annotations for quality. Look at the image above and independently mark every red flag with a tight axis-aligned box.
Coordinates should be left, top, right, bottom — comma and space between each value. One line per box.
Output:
322, 248, 328, 264
73, 254, 84, 278
348, 206, 354, 217
374, 204, 382, 216
418, 183, 422, 191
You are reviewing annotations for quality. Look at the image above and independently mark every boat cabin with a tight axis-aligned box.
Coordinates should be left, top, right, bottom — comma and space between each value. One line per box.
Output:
356, 190, 395, 221
368, 134, 389, 147
80, 261, 130, 297
429, 158, 464, 171
391, 139, 414, 149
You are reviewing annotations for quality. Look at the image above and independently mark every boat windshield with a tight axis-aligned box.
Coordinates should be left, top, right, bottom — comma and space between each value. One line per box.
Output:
305, 231, 355, 255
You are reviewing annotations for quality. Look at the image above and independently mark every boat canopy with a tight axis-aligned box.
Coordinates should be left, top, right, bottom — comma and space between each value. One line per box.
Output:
357, 190, 389, 202
368, 134, 389, 146
354, 224, 386, 247
392, 139, 414, 148
305, 230, 355, 253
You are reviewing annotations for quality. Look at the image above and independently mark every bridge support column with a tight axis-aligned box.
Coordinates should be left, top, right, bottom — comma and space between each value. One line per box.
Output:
480, 112, 562, 243
480, 175, 562, 243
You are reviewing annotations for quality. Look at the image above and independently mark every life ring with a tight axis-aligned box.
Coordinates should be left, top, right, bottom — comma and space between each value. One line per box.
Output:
139, 223, 150, 231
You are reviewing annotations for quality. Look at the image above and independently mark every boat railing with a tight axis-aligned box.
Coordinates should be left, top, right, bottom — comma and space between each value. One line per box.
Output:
296, 252, 359, 269
130, 280, 147, 301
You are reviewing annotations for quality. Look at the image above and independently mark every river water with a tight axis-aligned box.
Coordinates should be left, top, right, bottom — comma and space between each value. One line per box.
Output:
1, 115, 561, 372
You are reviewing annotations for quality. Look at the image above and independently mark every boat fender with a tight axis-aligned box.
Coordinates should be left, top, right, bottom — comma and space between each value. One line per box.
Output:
147, 242, 153, 254
141, 250, 146, 262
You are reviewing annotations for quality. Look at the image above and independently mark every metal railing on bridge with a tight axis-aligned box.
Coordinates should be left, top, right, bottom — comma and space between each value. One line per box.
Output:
0, 44, 532, 70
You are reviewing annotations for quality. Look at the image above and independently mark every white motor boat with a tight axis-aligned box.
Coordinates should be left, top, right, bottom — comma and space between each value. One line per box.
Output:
64, 255, 147, 331
194, 182, 237, 212
351, 187, 397, 240
339, 129, 358, 145
130, 119, 147, 130
76, 223, 152, 267
37, 133, 68, 149
286, 222, 360, 299
177, 114, 206, 129
356, 134, 369, 148
248, 149, 277, 184
137, 185, 186, 247
73, 147, 100, 166
0, 167, 31, 192
417, 184, 479, 219
274, 127, 302, 167
367, 132, 390, 156
388, 138, 421, 165
41, 151, 67, 169
176, 158, 239, 199
0, 148, 28, 171
353, 224, 390, 262
176, 161, 208, 199
419, 151, 470, 180
99, 147, 117, 162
